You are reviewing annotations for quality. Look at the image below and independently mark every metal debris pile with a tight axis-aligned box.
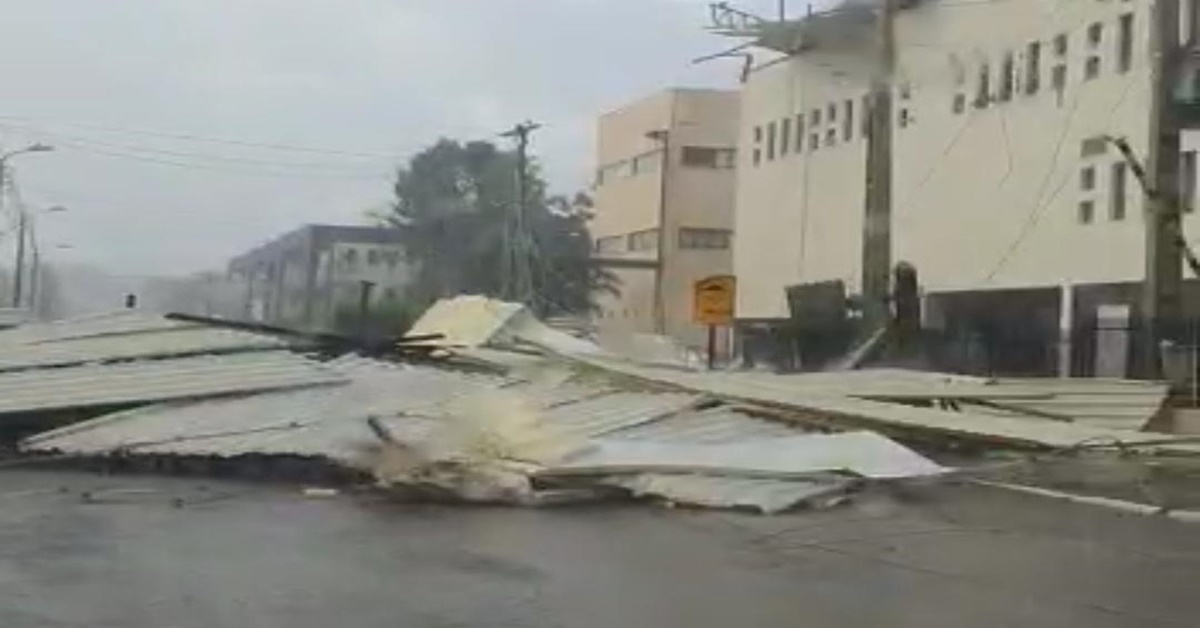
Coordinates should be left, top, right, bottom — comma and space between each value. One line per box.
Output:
9, 298, 1193, 514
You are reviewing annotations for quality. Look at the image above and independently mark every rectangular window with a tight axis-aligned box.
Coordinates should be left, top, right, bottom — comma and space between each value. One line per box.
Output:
1079, 200, 1095, 224
1052, 64, 1067, 98
1081, 166, 1096, 191
595, 235, 625, 253
1183, 151, 1198, 212
752, 148, 761, 166
999, 52, 1015, 101
1110, 161, 1127, 221
825, 128, 837, 146
627, 229, 659, 252
975, 62, 991, 108
843, 99, 854, 141
678, 228, 732, 250
682, 146, 715, 168
1087, 22, 1102, 47
1081, 136, 1108, 157
781, 117, 792, 155
1025, 41, 1041, 95
827, 103, 837, 121
810, 133, 820, 151
766, 121, 777, 160
1054, 33, 1068, 57
715, 148, 736, 169
952, 93, 966, 114
795, 114, 805, 150
753, 126, 762, 143
1118, 13, 1134, 73
898, 108, 912, 129
811, 108, 821, 127
1085, 56, 1100, 80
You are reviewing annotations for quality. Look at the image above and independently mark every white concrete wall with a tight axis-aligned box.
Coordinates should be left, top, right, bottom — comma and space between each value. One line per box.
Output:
735, 0, 1162, 319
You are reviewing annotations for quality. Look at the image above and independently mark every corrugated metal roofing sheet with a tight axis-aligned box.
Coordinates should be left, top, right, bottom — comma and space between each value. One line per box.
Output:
608, 474, 851, 514
0, 350, 345, 416
0, 327, 288, 372
0, 311, 197, 346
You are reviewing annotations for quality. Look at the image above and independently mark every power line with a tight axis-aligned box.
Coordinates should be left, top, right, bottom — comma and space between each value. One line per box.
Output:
0, 113, 396, 160
5, 125, 393, 174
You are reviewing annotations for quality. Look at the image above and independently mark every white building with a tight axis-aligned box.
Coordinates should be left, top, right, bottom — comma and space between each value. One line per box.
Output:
228, 225, 414, 330
726, 0, 1200, 375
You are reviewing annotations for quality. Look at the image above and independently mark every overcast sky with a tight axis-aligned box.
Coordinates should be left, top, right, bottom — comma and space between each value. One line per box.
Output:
0, 0, 790, 276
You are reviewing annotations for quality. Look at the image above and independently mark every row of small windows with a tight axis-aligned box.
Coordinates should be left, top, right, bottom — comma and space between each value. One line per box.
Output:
751, 97, 864, 165
954, 13, 1134, 114
339, 247, 403, 270
593, 227, 733, 253
1076, 150, 1199, 225
595, 146, 736, 185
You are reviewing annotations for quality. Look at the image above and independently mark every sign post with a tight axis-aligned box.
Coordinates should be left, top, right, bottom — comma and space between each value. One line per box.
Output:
693, 275, 736, 370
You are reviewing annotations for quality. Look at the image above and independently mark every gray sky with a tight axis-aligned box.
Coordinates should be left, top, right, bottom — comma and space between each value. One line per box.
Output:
0, 0, 790, 276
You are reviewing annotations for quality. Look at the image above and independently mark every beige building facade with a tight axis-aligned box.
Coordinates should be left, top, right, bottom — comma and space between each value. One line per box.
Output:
590, 88, 740, 347
730, 0, 1200, 374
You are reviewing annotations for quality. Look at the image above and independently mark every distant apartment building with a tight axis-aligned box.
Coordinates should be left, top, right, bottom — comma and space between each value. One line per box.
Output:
228, 224, 413, 329
726, 0, 1200, 375
589, 88, 740, 347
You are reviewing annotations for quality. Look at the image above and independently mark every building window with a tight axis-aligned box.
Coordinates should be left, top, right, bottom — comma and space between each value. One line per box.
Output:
1118, 13, 1134, 73
825, 128, 837, 146
342, 248, 358, 270
678, 227, 732, 250
1025, 41, 1041, 95
843, 99, 854, 141
1081, 136, 1108, 157
811, 108, 821, 127
366, 249, 380, 266
1079, 200, 1095, 224
810, 133, 820, 151
766, 121, 777, 160
975, 62, 991, 108
795, 114, 806, 151
753, 126, 762, 143
1081, 166, 1096, 191
681, 146, 736, 169
781, 117, 792, 155
1110, 161, 1127, 221
1183, 151, 1198, 212
752, 148, 761, 166
595, 235, 624, 253
952, 93, 966, 114
627, 229, 658, 252
1054, 33, 1068, 57
827, 103, 837, 122
631, 150, 662, 175
1052, 64, 1067, 103
999, 52, 1015, 101
1085, 56, 1100, 80
898, 108, 912, 129
752, 126, 762, 166
1087, 22, 1102, 48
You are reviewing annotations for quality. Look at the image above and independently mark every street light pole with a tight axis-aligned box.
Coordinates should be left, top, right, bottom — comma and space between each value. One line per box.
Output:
646, 129, 670, 335
0, 143, 55, 309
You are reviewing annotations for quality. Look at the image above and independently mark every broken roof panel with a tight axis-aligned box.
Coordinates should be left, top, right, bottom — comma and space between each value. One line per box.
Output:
0, 327, 289, 372
609, 474, 851, 514
0, 350, 345, 417
0, 311, 198, 346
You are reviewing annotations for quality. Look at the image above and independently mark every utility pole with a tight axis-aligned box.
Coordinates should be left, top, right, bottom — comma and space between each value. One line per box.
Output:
12, 209, 27, 308
860, 0, 897, 332
1141, 0, 1184, 377
500, 120, 540, 306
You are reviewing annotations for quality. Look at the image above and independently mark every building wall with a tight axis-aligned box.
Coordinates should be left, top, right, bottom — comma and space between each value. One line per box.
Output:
590, 88, 740, 346
735, 0, 1166, 319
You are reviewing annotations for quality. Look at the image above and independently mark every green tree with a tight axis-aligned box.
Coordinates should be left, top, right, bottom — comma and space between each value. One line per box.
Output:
388, 139, 612, 316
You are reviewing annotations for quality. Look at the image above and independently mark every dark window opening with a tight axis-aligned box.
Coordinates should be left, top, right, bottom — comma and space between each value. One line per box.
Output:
1025, 41, 1041, 94
999, 52, 1015, 101
1110, 161, 1127, 221
975, 62, 991, 108
781, 117, 792, 155
1117, 13, 1133, 73
766, 121, 777, 160
843, 99, 854, 141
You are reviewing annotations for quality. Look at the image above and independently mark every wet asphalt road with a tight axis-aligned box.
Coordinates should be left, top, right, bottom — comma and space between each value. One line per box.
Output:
2, 470, 1199, 628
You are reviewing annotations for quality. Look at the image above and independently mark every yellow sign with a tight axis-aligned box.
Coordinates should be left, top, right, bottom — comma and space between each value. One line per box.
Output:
693, 275, 736, 326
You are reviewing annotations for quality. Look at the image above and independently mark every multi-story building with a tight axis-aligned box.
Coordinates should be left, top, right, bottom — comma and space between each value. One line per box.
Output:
227, 224, 414, 329
589, 88, 740, 349
725, 0, 1200, 375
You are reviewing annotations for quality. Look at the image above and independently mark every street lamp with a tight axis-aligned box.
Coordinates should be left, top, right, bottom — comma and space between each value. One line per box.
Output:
0, 144, 56, 308
645, 129, 670, 335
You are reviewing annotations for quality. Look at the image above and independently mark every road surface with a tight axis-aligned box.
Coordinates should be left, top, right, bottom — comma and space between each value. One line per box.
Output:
1, 470, 1198, 627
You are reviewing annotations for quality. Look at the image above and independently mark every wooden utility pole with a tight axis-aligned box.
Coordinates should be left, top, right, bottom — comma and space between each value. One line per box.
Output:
1141, 0, 1184, 377
501, 121, 540, 306
860, 0, 897, 331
